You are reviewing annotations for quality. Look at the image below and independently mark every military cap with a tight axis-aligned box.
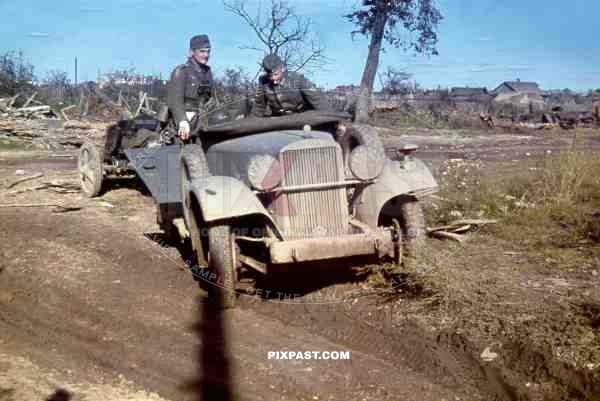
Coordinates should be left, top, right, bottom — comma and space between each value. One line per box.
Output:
262, 53, 284, 72
190, 34, 211, 50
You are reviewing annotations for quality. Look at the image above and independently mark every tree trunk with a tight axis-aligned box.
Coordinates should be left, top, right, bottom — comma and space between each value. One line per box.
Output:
354, 7, 388, 123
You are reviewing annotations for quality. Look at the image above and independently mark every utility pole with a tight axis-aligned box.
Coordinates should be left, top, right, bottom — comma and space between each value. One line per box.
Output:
74, 57, 78, 85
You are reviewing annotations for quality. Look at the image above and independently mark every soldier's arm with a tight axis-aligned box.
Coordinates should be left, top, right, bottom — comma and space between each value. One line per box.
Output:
207, 68, 216, 101
167, 67, 187, 125
251, 79, 268, 117
298, 75, 331, 112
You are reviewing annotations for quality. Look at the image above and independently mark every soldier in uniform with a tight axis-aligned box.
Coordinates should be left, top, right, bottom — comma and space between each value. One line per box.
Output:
167, 34, 214, 141
251, 54, 330, 117
252, 54, 352, 156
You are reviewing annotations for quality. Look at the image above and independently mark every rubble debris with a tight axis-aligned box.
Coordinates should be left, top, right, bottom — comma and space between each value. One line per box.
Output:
0, 203, 82, 213
6, 172, 44, 189
427, 218, 498, 242
480, 347, 499, 362
0, 96, 106, 150
6, 180, 80, 195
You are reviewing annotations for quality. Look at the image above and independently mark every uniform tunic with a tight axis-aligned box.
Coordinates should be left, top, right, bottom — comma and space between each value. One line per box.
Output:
252, 71, 330, 117
167, 57, 214, 125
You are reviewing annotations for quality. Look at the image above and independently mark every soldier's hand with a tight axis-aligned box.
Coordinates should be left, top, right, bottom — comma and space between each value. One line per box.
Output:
178, 120, 190, 141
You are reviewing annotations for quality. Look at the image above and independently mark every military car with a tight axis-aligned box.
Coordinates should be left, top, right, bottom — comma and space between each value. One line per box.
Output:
78, 110, 438, 307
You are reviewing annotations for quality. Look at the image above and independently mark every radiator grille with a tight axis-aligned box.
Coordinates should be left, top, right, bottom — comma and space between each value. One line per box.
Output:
275, 143, 349, 239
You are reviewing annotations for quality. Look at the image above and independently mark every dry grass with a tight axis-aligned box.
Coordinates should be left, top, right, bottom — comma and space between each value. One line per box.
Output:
361, 164, 600, 401
382, 149, 600, 379
369, 109, 486, 130
425, 150, 600, 247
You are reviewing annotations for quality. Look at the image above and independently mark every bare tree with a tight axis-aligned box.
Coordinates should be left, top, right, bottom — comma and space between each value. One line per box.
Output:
0, 50, 35, 96
346, 0, 443, 122
212, 66, 255, 117
39, 70, 77, 106
378, 66, 414, 96
223, 0, 328, 74
214, 66, 253, 98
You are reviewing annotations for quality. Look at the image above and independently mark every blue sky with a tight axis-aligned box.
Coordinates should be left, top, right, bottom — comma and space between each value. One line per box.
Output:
1, 0, 598, 91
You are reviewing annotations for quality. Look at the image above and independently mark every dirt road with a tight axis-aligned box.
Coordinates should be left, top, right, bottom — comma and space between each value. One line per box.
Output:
0, 183, 486, 400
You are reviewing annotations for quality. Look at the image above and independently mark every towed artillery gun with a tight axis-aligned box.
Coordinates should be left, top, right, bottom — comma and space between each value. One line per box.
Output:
78, 110, 438, 307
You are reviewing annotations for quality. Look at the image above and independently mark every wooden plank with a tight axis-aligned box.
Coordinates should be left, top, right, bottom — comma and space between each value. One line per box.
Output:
8, 94, 19, 108
21, 91, 38, 108
60, 104, 77, 121
0, 203, 82, 212
6, 172, 44, 189
135, 92, 147, 117
429, 231, 467, 243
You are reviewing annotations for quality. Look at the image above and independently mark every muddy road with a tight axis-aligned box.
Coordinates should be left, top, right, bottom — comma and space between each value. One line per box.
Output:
1, 128, 599, 401
0, 183, 490, 401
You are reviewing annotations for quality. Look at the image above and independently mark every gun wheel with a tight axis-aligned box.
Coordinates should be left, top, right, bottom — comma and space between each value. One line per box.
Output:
78, 141, 104, 198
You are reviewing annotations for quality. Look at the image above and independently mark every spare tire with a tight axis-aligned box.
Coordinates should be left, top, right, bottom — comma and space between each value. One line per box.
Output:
346, 123, 386, 180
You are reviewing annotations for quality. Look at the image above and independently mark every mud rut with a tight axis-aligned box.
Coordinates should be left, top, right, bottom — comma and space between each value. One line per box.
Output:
0, 204, 496, 401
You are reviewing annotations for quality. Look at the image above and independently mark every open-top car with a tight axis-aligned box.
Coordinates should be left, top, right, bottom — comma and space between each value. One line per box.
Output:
78, 110, 438, 307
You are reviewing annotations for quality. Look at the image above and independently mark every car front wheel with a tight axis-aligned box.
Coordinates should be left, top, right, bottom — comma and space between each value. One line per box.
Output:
400, 200, 426, 265
207, 225, 238, 309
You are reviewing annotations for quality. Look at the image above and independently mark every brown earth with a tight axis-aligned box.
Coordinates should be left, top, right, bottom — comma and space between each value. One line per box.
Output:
1, 127, 600, 401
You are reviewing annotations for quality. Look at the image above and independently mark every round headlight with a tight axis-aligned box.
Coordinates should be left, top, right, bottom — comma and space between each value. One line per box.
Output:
349, 145, 385, 181
247, 154, 283, 190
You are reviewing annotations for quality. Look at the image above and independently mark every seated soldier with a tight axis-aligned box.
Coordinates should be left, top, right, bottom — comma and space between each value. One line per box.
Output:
252, 54, 350, 156
251, 54, 331, 117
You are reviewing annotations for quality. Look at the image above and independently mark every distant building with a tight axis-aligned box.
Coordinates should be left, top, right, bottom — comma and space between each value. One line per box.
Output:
451, 87, 487, 97
448, 87, 491, 112
97, 72, 166, 89
450, 87, 490, 102
491, 80, 543, 108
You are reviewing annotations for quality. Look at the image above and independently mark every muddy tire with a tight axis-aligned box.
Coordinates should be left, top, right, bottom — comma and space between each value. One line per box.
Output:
207, 225, 238, 309
78, 141, 104, 197
180, 144, 209, 231
400, 200, 426, 263
188, 199, 208, 267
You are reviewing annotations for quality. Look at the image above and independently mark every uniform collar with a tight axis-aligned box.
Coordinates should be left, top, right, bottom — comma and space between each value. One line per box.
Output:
271, 71, 289, 86
187, 57, 210, 72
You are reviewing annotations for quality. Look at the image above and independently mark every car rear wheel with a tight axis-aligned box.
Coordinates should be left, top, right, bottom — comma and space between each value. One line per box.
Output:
207, 225, 238, 309
78, 141, 104, 197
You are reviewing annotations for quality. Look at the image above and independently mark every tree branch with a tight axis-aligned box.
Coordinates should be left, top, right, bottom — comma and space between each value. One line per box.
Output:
223, 0, 328, 74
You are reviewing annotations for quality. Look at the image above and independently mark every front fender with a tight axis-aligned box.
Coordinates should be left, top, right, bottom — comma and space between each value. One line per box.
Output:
355, 158, 438, 227
189, 175, 277, 228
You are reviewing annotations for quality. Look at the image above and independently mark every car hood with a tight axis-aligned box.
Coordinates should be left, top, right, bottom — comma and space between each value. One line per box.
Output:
205, 130, 335, 186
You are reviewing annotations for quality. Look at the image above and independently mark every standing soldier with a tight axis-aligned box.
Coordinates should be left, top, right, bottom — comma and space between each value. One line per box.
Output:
167, 34, 214, 141
251, 54, 330, 117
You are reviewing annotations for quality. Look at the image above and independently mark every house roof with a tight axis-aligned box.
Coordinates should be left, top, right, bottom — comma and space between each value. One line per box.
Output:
493, 81, 540, 94
450, 87, 488, 97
